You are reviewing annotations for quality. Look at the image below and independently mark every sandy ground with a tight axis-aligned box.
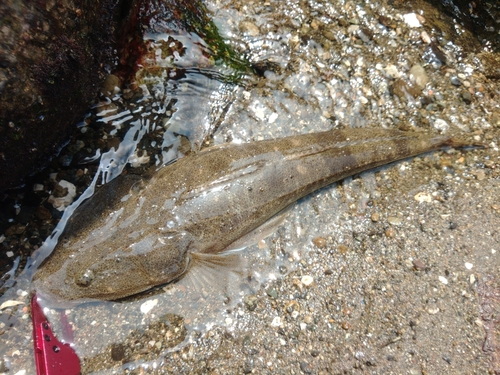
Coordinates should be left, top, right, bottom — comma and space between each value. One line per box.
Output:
1, 0, 499, 374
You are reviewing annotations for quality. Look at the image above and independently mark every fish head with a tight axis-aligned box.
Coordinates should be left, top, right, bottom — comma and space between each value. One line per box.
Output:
32, 230, 195, 304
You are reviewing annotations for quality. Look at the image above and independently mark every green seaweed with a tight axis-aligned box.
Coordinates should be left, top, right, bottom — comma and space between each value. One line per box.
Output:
184, 4, 250, 74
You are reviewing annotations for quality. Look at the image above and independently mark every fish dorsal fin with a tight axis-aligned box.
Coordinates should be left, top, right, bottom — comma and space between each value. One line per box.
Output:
179, 251, 246, 298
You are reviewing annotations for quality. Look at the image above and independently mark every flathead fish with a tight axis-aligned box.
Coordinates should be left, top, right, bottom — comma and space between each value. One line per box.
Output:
32, 128, 471, 302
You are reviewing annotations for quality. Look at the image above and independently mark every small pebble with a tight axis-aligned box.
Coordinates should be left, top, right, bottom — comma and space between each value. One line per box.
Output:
140, 299, 158, 314
414, 192, 432, 203
433, 118, 450, 132
338, 244, 349, 254
301, 275, 314, 286
439, 276, 448, 285
412, 259, 426, 271
384, 65, 400, 79
303, 315, 314, 324
244, 294, 258, 311
312, 237, 327, 248
5, 224, 26, 236
385, 228, 396, 238
0, 300, 25, 309
371, 212, 380, 222
409, 64, 429, 88
465, 262, 473, 270
266, 287, 278, 299
420, 31, 431, 44
474, 170, 486, 180
402, 13, 422, 28
450, 76, 461, 86
387, 216, 402, 226
341, 321, 351, 330
36, 206, 52, 220
271, 316, 282, 327
428, 307, 440, 314
239, 21, 260, 36
300, 361, 312, 374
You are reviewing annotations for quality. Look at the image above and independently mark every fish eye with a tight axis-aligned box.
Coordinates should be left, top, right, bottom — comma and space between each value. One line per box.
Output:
76, 269, 95, 287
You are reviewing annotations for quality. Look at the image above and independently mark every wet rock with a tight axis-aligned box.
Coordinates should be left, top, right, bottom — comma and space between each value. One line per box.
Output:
0, 0, 120, 192
16, 206, 36, 224
101, 74, 121, 97
5, 223, 25, 236
391, 79, 421, 100
35, 206, 52, 221
450, 76, 461, 86
478, 52, 500, 79
434, 1, 500, 51
378, 15, 396, 29
409, 64, 429, 89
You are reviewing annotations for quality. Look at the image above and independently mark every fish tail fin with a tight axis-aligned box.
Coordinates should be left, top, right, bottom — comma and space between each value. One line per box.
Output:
439, 135, 487, 149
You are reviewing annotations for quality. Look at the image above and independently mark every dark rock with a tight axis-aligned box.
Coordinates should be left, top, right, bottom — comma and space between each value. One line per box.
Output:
110, 343, 126, 361
462, 91, 473, 104
242, 358, 254, 374
0, 0, 119, 192
450, 76, 461, 86
300, 360, 312, 374
35, 206, 52, 221
310, 350, 320, 357
430, 0, 500, 51
477, 52, 500, 79
5, 223, 26, 236
16, 206, 36, 224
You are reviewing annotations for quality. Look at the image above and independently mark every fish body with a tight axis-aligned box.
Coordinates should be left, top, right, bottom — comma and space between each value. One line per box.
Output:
32, 128, 465, 302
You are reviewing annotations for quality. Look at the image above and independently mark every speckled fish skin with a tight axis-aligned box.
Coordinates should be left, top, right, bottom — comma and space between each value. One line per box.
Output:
32, 128, 465, 303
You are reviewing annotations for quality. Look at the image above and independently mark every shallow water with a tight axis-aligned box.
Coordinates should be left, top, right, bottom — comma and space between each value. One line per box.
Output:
1, 0, 498, 373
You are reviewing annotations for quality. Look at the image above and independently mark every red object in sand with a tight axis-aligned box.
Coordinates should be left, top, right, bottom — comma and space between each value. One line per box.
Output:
31, 294, 81, 375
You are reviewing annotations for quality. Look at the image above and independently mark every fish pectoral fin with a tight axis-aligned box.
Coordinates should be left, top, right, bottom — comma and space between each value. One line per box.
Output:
179, 251, 246, 296
225, 206, 291, 252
